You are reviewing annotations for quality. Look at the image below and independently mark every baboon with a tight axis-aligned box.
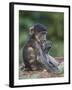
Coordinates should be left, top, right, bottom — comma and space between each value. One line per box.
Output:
23, 23, 60, 72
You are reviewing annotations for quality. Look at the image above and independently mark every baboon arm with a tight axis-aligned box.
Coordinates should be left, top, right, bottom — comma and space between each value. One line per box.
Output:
27, 47, 36, 63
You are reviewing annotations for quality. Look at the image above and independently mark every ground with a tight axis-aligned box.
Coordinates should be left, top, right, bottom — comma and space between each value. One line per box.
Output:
19, 57, 64, 79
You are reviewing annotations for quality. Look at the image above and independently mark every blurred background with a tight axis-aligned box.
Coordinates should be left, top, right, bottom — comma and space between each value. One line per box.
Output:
19, 10, 64, 64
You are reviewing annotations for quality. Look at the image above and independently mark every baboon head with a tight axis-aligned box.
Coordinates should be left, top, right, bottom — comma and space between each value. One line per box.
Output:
29, 23, 52, 53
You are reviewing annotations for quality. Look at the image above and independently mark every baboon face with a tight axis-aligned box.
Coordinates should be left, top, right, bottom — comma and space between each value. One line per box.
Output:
39, 32, 47, 41
35, 31, 47, 42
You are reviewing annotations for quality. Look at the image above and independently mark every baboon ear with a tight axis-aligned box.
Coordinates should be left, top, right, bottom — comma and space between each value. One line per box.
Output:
29, 26, 34, 35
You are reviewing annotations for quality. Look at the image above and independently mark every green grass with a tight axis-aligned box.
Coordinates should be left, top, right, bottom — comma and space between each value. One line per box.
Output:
49, 41, 64, 57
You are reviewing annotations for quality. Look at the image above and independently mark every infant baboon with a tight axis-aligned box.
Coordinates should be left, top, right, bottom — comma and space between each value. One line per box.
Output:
23, 23, 60, 72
